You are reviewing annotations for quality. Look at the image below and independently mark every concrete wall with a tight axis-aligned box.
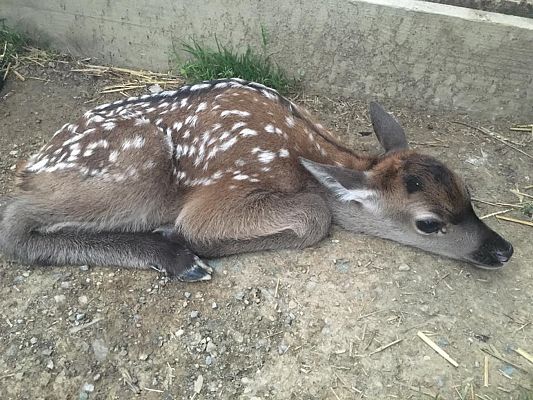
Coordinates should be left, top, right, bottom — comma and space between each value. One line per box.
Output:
3, 0, 533, 119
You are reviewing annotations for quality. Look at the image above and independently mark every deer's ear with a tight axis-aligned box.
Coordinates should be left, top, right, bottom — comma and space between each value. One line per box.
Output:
369, 101, 409, 153
299, 158, 376, 204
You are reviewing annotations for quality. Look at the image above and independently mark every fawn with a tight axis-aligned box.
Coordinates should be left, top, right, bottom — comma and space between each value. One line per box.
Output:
0, 78, 513, 282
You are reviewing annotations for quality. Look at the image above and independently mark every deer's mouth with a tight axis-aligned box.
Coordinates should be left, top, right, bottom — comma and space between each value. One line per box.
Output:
466, 244, 514, 270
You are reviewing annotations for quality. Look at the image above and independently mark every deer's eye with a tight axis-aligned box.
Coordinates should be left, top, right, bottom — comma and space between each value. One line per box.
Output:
416, 219, 443, 234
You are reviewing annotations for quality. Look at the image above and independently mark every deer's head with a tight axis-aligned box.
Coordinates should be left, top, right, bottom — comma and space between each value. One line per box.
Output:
301, 102, 513, 269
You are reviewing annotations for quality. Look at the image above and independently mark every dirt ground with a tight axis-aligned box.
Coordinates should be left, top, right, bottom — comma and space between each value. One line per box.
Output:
0, 61, 532, 400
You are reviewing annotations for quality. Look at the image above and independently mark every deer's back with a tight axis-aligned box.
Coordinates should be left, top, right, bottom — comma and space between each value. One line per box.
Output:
18, 79, 361, 199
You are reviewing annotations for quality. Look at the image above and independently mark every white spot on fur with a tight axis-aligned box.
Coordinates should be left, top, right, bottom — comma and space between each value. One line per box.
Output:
135, 117, 150, 126
214, 82, 229, 89
122, 136, 145, 150
264, 124, 276, 134
109, 151, 119, 163
240, 128, 257, 137
196, 102, 208, 113
221, 110, 251, 118
180, 98, 189, 108
285, 116, 295, 127
173, 121, 183, 132
190, 83, 211, 91
231, 122, 247, 131
185, 115, 198, 127
220, 137, 238, 151
279, 149, 289, 158
233, 174, 249, 180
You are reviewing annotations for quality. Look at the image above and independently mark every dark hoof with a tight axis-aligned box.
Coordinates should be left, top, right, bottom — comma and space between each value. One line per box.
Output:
175, 256, 213, 282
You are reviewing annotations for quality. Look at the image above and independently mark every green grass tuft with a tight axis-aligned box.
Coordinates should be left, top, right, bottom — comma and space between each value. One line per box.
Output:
177, 37, 296, 95
0, 20, 27, 89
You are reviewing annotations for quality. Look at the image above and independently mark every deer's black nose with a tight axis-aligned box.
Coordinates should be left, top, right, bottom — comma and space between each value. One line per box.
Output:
494, 242, 513, 263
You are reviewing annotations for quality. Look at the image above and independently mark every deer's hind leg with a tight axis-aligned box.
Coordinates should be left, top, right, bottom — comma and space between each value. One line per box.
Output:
0, 171, 213, 282
175, 185, 332, 258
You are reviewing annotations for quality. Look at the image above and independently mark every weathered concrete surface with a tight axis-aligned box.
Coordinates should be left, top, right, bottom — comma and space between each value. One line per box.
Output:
3, 0, 533, 119
425, 0, 533, 18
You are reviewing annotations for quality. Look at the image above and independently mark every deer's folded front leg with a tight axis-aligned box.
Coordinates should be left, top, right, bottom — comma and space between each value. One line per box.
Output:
176, 185, 332, 257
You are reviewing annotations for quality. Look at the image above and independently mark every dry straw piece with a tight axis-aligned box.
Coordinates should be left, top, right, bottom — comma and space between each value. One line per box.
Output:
417, 331, 459, 368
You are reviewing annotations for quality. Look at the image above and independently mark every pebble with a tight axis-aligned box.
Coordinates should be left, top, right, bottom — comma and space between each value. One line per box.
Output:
175, 329, 185, 337
398, 263, 411, 271
206, 341, 217, 354
46, 360, 54, 370
92, 339, 109, 362
184, 292, 191, 299
139, 353, 149, 361
60, 281, 72, 289
79, 392, 88, 400
212, 302, 217, 309
22, 271, 30, 277
83, 383, 95, 392
205, 355, 213, 365
233, 332, 244, 343
42, 348, 53, 356
78, 295, 88, 305
30, 337, 38, 345
93, 373, 101, 381
148, 83, 163, 94
79, 265, 89, 271
194, 374, 204, 394
75, 313, 86, 321
190, 310, 199, 319
54, 294, 66, 303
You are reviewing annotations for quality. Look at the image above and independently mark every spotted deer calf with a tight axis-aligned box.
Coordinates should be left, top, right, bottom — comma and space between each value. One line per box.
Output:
0, 78, 513, 281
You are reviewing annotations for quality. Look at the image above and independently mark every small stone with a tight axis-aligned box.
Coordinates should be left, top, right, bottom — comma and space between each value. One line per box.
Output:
79, 265, 89, 271
423, 355, 431, 361
30, 337, 38, 345
288, 300, 297, 309
184, 292, 191, 299
398, 263, 411, 271
148, 83, 163, 94
22, 271, 30, 277
119, 349, 128, 357
190, 310, 199, 319
206, 341, 217, 354
93, 373, 101, 381
61, 281, 72, 289
46, 360, 54, 370
42, 348, 53, 356
278, 343, 289, 355
75, 313, 86, 321
175, 329, 185, 337
54, 294, 66, 303
194, 374, 204, 394
92, 339, 109, 362
83, 383, 95, 393
233, 331, 244, 343
79, 392, 88, 400
78, 295, 88, 305
139, 353, 149, 361
234, 292, 245, 301
205, 355, 213, 365
212, 302, 217, 309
